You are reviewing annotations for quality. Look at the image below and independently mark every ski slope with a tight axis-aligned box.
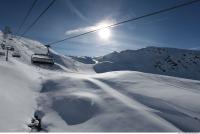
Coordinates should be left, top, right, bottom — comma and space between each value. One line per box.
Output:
0, 33, 200, 132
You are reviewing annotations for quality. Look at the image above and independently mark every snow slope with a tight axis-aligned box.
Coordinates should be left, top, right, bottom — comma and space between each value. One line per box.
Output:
0, 32, 200, 132
0, 59, 41, 131
34, 70, 200, 132
94, 47, 200, 80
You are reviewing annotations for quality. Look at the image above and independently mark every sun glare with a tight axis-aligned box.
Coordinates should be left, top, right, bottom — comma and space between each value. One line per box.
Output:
98, 28, 111, 40
97, 22, 112, 40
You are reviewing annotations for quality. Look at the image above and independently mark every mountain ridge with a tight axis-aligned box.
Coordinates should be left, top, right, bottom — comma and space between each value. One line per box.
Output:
93, 46, 200, 80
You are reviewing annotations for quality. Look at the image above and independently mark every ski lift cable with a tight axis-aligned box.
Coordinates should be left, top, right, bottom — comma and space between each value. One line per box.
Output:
20, 0, 56, 37
16, 0, 38, 35
46, 0, 200, 46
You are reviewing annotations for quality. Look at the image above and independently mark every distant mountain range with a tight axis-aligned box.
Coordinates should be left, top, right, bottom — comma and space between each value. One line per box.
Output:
70, 47, 200, 80
69, 56, 96, 64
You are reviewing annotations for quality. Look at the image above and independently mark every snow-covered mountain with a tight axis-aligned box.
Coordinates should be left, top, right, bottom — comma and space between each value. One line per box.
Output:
69, 56, 96, 64
1, 32, 200, 132
94, 47, 200, 80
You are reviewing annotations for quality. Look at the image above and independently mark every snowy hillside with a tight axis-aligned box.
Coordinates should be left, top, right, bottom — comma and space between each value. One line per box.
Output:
0, 32, 200, 132
94, 47, 200, 80
0, 32, 94, 73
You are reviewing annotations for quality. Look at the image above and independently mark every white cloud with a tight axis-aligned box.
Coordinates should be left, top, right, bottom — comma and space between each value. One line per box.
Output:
65, 26, 97, 35
65, 19, 116, 36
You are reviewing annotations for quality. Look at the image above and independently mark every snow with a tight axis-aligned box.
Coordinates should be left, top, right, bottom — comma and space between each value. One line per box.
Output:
0, 32, 200, 132
0, 59, 41, 131
33, 70, 200, 132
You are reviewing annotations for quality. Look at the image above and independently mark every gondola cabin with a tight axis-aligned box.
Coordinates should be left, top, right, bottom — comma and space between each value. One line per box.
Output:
31, 53, 54, 65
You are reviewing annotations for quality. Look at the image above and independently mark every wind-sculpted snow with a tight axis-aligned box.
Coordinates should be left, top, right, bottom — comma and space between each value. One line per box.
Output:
34, 70, 200, 132
52, 97, 100, 125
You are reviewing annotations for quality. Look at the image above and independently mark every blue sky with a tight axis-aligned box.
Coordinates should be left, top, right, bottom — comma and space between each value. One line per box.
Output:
0, 0, 200, 56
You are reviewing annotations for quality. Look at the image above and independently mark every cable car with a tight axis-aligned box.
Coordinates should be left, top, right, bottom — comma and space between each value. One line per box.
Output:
12, 51, 21, 58
6, 45, 14, 51
0, 51, 5, 56
31, 53, 54, 65
1, 43, 5, 49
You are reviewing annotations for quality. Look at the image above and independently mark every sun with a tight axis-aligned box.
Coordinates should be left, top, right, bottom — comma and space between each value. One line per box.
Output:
97, 22, 111, 40
98, 28, 111, 40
